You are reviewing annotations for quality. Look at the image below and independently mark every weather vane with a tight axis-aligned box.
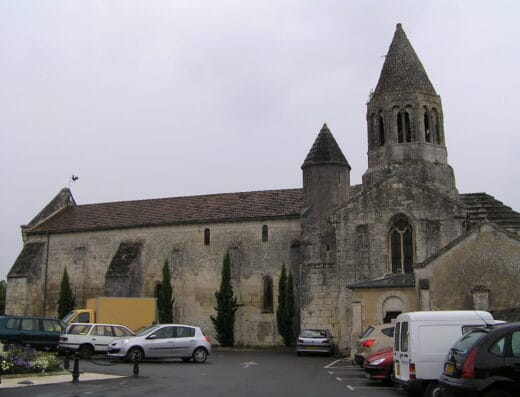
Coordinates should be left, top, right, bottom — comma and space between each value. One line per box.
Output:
68, 174, 79, 188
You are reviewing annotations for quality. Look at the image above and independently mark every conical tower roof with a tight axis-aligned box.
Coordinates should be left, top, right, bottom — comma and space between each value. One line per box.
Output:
302, 123, 350, 169
374, 23, 436, 95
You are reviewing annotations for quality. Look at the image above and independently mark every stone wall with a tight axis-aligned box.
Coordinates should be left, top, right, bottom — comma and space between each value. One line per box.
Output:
7, 217, 301, 346
416, 223, 520, 313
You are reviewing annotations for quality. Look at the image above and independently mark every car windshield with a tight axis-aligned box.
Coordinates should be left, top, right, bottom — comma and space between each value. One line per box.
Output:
451, 330, 488, 354
136, 325, 161, 337
301, 329, 328, 338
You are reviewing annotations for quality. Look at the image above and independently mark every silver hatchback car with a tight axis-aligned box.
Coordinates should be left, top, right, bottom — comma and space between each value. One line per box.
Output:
107, 324, 211, 363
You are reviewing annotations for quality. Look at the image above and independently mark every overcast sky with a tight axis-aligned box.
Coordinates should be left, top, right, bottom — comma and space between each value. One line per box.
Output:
1, 1, 519, 280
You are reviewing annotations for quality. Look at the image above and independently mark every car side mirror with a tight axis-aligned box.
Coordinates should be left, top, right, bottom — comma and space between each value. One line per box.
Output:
147, 334, 157, 340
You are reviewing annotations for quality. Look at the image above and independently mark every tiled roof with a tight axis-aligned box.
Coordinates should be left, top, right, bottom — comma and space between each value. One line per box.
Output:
460, 193, 520, 233
374, 23, 437, 95
28, 188, 304, 234
301, 124, 350, 169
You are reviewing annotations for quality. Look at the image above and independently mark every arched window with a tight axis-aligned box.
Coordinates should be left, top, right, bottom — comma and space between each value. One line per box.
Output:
432, 108, 441, 144
263, 276, 273, 312
389, 215, 414, 274
398, 110, 411, 143
204, 228, 210, 246
424, 107, 431, 143
405, 111, 411, 142
378, 112, 385, 147
370, 113, 376, 150
262, 225, 268, 242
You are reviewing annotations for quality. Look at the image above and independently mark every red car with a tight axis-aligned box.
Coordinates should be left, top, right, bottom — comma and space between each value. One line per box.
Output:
362, 347, 394, 382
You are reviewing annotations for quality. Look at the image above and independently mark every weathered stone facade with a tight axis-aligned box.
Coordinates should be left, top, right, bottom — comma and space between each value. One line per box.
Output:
7, 24, 520, 350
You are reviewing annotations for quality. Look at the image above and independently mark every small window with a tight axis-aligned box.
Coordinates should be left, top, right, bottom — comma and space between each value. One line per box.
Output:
154, 326, 174, 339
512, 331, 520, 357
378, 113, 385, 147
76, 312, 90, 323
68, 324, 91, 335
381, 327, 395, 337
114, 326, 134, 337
263, 276, 273, 312
6, 318, 20, 330
21, 318, 39, 331
204, 228, 210, 246
400, 322, 409, 352
174, 326, 195, 338
43, 319, 63, 332
489, 337, 506, 357
394, 322, 401, 351
262, 225, 268, 242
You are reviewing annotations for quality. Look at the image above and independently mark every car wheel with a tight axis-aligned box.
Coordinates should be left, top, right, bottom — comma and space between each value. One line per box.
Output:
192, 347, 208, 363
182, 357, 191, 363
126, 347, 144, 362
78, 344, 95, 359
484, 389, 514, 397
423, 381, 441, 397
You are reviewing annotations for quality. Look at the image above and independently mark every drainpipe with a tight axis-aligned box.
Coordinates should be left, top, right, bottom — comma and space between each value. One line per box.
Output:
43, 233, 50, 316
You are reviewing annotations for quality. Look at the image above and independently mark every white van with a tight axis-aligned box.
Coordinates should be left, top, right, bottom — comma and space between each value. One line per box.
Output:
393, 310, 494, 397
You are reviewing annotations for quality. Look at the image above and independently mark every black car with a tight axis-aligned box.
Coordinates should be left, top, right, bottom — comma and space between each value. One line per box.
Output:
0, 315, 66, 351
439, 322, 520, 397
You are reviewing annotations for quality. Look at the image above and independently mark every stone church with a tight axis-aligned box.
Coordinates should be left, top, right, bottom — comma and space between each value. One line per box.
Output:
7, 24, 520, 351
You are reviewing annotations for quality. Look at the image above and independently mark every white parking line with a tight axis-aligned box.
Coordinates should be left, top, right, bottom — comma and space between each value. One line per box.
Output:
324, 359, 342, 368
346, 385, 355, 391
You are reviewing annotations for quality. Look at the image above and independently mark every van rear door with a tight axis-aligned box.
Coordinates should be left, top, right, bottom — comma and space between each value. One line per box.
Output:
394, 320, 411, 381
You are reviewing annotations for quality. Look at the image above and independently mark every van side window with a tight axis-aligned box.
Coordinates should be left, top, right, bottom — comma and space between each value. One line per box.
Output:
394, 322, 400, 351
401, 322, 409, 352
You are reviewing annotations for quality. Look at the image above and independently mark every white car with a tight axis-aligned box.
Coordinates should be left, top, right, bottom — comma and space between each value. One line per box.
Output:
108, 324, 211, 363
59, 323, 135, 358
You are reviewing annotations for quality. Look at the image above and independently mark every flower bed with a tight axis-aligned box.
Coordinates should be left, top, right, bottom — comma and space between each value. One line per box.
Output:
1, 345, 60, 375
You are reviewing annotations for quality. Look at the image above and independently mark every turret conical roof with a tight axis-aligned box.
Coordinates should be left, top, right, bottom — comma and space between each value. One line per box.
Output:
302, 123, 350, 169
374, 23, 436, 95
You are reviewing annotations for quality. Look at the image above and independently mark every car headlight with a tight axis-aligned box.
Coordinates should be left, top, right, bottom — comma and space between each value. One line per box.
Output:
368, 358, 385, 366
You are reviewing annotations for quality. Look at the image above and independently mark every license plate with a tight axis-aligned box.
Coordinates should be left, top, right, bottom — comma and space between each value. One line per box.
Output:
444, 362, 455, 375
395, 362, 400, 376
306, 346, 319, 350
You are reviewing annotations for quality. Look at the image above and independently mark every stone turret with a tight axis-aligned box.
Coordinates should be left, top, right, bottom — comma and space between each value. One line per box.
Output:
299, 124, 350, 335
302, 123, 351, 217
363, 23, 458, 198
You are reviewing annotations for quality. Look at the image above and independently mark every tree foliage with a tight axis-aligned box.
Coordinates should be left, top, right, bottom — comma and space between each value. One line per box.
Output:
158, 260, 174, 323
157, 260, 173, 324
57, 268, 75, 319
210, 251, 240, 346
276, 264, 295, 346
0, 280, 6, 315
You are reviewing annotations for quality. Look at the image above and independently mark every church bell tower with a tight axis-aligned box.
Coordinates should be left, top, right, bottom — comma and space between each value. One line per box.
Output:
363, 23, 458, 198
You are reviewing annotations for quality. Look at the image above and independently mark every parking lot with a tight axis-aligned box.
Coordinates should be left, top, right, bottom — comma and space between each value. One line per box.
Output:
2, 351, 406, 397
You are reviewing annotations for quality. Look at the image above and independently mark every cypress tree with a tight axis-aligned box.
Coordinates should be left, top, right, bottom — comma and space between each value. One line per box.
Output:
284, 272, 295, 346
276, 264, 288, 340
57, 268, 75, 318
0, 280, 6, 315
158, 260, 174, 323
277, 265, 296, 346
211, 251, 240, 346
